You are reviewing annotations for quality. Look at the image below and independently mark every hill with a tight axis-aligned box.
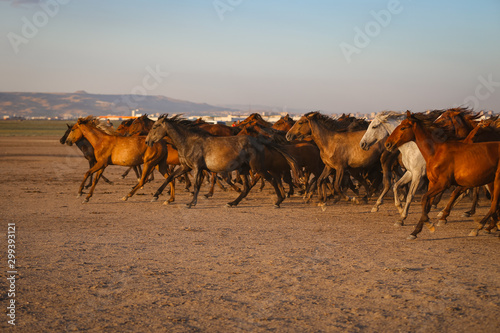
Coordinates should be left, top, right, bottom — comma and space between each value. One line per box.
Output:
0, 91, 237, 119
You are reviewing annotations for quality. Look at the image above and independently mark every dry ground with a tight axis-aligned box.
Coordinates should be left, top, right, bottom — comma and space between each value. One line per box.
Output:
1, 136, 499, 332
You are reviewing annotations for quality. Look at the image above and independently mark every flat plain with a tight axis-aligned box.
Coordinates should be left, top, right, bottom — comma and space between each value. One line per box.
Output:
1, 135, 499, 332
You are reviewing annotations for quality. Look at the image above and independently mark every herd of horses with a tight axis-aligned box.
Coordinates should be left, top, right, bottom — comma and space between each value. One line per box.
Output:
60, 108, 500, 240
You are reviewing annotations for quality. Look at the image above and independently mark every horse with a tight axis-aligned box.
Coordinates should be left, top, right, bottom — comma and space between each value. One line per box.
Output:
385, 111, 500, 239
237, 113, 273, 128
60, 123, 113, 188
360, 111, 429, 224
272, 114, 296, 132
433, 107, 481, 140
193, 118, 240, 136
238, 122, 324, 198
145, 115, 300, 208
65, 116, 173, 203
286, 111, 388, 207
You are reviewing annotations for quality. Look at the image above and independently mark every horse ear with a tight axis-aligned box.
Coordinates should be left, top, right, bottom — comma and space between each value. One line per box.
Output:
406, 110, 412, 119
67, 123, 71, 128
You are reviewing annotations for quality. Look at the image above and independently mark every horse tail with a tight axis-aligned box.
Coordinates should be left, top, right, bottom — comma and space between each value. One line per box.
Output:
258, 138, 301, 183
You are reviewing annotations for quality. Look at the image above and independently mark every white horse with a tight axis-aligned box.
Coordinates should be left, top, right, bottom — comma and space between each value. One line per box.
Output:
360, 111, 427, 225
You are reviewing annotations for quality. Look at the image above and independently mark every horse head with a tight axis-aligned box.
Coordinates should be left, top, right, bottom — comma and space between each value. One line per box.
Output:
385, 111, 416, 152
145, 115, 168, 147
285, 113, 315, 141
65, 123, 83, 146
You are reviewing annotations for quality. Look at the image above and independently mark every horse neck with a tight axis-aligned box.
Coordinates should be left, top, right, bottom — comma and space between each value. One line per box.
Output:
162, 123, 194, 153
412, 122, 438, 160
308, 119, 336, 150
78, 124, 107, 147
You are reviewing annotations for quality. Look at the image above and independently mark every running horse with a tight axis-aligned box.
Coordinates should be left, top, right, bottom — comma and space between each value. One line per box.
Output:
286, 111, 388, 207
360, 111, 443, 224
60, 123, 114, 188
65, 116, 173, 203
385, 111, 500, 239
145, 114, 300, 208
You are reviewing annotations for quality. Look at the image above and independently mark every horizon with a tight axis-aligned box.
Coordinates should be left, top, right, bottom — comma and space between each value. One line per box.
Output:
1, 0, 499, 114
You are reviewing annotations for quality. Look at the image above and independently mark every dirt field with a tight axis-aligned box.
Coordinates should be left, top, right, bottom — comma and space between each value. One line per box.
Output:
1, 136, 499, 332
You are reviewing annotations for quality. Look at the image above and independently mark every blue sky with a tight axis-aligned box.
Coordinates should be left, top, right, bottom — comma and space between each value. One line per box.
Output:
1, 0, 499, 114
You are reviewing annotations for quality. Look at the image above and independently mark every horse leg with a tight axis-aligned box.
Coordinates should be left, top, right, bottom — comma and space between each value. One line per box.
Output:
152, 165, 191, 202
436, 186, 468, 226
205, 172, 216, 198
83, 167, 106, 203
133, 165, 142, 182
409, 181, 449, 239
226, 173, 251, 208
393, 171, 412, 219
78, 162, 106, 198
186, 168, 203, 208
157, 159, 175, 204
469, 180, 499, 236
316, 166, 333, 208
122, 163, 156, 201
121, 166, 132, 179
398, 172, 424, 227
283, 172, 294, 198
463, 187, 479, 217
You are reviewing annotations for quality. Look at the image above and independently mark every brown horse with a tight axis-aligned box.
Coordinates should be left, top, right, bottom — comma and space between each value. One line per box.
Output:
145, 115, 299, 208
286, 112, 388, 207
60, 123, 113, 188
65, 116, 173, 203
385, 111, 500, 239
238, 113, 273, 128
433, 107, 480, 139
272, 114, 296, 132
193, 118, 240, 136
238, 122, 324, 198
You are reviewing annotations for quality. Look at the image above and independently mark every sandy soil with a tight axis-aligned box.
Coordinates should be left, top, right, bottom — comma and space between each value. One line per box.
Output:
1, 136, 499, 332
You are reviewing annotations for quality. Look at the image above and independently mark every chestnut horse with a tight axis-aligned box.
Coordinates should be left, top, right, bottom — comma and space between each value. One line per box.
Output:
66, 116, 173, 203
272, 114, 296, 132
385, 111, 500, 239
60, 123, 113, 188
145, 115, 299, 208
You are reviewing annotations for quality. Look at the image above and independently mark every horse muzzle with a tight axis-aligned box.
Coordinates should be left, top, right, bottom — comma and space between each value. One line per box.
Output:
385, 141, 395, 152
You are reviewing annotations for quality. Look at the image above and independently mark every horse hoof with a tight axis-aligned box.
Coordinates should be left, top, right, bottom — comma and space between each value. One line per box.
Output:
428, 225, 436, 233
437, 211, 444, 218
394, 221, 403, 227
407, 234, 417, 240
121, 196, 128, 201
371, 206, 379, 213
462, 212, 472, 218
82, 198, 89, 204
468, 230, 479, 237
273, 204, 280, 209
77, 193, 82, 198
151, 197, 158, 202
225, 203, 235, 208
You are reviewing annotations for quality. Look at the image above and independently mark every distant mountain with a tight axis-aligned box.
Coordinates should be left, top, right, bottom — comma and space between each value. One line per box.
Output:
0, 91, 237, 119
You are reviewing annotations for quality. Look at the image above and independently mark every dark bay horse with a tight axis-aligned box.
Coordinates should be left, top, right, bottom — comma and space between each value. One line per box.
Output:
66, 116, 173, 203
238, 113, 273, 128
193, 118, 240, 136
60, 123, 113, 188
385, 111, 500, 239
286, 112, 387, 207
145, 115, 299, 208
272, 114, 295, 132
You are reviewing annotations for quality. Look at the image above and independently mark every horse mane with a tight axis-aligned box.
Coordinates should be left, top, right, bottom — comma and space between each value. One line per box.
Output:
377, 111, 406, 122
408, 110, 459, 140
158, 114, 214, 137
77, 116, 122, 136
305, 111, 368, 132
120, 118, 135, 127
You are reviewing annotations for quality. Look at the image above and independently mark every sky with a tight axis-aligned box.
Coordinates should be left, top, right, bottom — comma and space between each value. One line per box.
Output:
0, 0, 499, 114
